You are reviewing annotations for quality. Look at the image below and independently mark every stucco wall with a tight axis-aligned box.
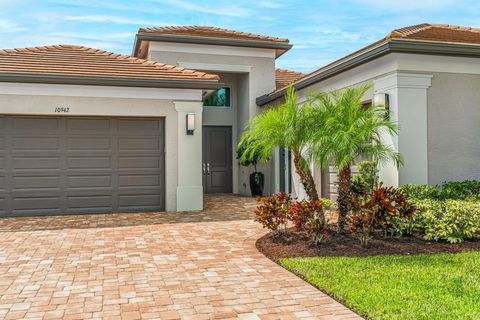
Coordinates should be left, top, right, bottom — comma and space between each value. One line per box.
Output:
427, 72, 480, 184
149, 45, 277, 195
0, 93, 180, 211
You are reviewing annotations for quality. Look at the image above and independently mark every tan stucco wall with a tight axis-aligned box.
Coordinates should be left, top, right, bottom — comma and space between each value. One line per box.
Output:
427, 72, 480, 184
0, 94, 179, 211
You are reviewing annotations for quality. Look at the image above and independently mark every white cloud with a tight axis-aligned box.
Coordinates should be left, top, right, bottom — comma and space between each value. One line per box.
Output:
0, 19, 26, 32
63, 15, 170, 26
354, 0, 457, 11
162, 0, 254, 18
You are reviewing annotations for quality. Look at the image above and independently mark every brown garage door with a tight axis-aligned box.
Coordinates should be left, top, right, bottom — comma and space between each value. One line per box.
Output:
0, 116, 165, 216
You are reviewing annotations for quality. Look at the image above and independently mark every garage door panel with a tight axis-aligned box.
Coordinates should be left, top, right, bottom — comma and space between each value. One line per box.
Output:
67, 195, 112, 209
2, 116, 165, 216
13, 118, 60, 131
13, 176, 60, 190
67, 157, 112, 169
13, 137, 60, 150
118, 194, 162, 208
14, 157, 60, 169
119, 174, 161, 187
119, 157, 161, 169
118, 137, 160, 151
13, 197, 60, 210
118, 119, 161, 134
67, 175, 112, 188
67, 137, 112, 150
66, 118, 111, 132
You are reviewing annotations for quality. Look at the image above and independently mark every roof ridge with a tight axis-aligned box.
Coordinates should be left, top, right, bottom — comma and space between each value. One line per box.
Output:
0, 44, 219, 81
386, 23, 433, 39
138, 25, 289, 43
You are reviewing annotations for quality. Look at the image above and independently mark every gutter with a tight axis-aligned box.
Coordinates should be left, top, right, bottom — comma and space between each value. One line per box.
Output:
132, 33, 292, 58
257, 39, 480, 106
0, 73, 222, 90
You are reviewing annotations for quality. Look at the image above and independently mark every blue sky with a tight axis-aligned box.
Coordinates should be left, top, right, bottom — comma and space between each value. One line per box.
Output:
1, 0, 479, 73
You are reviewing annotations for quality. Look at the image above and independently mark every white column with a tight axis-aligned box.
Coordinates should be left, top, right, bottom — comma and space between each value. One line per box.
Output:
374, 72, 432, 186
174, 101, 203, 211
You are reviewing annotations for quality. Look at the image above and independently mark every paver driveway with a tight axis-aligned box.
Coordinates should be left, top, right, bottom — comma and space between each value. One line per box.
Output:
0, 195, 361, 320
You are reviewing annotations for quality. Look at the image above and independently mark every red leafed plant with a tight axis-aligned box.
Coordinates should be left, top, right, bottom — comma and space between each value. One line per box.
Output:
348, 183, 415, 246
288, 198, 330, 244
254, 192, 292, 234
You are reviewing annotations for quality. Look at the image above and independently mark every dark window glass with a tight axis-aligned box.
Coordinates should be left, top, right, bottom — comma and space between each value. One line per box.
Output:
203, 87, 231, 107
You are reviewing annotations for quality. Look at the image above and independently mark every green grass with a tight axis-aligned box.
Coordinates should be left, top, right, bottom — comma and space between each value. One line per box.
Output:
280, 252, 480, 320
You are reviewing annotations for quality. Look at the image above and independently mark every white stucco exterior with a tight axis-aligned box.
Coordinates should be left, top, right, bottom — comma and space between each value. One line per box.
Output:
290, 52, 480, 197
0, 82, 205, 211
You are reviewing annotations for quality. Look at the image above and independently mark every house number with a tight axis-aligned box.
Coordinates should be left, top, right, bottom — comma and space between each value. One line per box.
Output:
54, 107, 70, 113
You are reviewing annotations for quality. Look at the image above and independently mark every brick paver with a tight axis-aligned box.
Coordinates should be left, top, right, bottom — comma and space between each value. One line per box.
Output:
0, 195, 362, 319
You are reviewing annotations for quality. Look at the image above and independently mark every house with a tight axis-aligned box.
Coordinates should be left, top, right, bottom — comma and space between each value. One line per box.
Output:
259, 23, 480, 200
0, 23, 478, 216
0, 26, 300, 216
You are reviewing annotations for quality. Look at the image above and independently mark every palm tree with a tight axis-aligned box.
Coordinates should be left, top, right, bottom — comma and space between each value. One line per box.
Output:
239, 86, 321, 201
309, 85, 402, 233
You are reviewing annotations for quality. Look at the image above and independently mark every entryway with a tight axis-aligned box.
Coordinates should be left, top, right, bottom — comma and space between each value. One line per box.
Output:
202, 126, 233, 193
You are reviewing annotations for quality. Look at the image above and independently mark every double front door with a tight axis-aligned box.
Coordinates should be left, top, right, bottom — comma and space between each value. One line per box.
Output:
202, 126, 232, 193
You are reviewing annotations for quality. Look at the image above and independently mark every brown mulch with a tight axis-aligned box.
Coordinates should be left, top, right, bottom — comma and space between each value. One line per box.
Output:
256, 228, 480, 261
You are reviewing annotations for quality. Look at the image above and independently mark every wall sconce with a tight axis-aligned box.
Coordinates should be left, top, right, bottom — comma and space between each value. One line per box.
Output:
374, 93, 390, 118
186, 113, 195, 135
374, 93, 389, 109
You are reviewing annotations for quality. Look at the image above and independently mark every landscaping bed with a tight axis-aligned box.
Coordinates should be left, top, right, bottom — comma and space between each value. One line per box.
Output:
257, 227, 480, 261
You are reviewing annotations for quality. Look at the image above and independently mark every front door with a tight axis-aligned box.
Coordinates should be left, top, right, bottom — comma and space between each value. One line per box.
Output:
202, 126, 232, 193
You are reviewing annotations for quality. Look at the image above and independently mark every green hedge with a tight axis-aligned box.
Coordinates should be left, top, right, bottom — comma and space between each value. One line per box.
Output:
412, 199, 480, 243
400, 180, 480, 201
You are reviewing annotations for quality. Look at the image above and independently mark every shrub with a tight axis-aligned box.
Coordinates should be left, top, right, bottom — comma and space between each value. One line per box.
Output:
288, 198, 332, 244
401, 180, 480, 201
348, 184, 415, 246
441, 180, 480, 200
352, 161, 378, 195
412, 199, 480, 243
400, 184, 441, 200
254, 193, 292, 234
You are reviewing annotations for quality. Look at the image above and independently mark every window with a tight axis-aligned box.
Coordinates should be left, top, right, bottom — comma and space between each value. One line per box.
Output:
203, 87, 231, 107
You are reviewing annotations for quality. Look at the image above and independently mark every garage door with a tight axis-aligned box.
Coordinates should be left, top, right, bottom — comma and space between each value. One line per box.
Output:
0, 116, 165, 216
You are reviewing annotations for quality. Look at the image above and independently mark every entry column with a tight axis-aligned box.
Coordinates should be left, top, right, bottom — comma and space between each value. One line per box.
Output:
174, 101, 203, 211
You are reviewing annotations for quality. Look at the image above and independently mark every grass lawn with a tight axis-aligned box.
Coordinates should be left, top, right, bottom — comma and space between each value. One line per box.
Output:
280, 252, 480, 320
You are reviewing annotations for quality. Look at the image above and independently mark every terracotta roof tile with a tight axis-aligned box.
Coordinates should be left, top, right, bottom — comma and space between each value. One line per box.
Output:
263, 23, 480, 99
275, 68, 305, 90
386, 23, 480, 44
0, 45, 220, 83
138, 25, 290, 43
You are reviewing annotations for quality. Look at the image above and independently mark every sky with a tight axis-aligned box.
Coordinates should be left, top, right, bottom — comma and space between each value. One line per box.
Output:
0, 0, 479, 73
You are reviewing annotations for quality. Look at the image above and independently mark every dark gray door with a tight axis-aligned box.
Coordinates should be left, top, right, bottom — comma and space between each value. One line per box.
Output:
202, 126, 232, 193
0, 116, 165, 216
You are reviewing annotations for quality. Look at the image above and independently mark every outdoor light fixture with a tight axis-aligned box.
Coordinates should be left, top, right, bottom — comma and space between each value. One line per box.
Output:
186, 113, 195, 135
374, 93, 389, 109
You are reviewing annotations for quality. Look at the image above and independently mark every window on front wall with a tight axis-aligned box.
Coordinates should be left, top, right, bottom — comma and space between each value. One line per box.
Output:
203, 87, 231, 107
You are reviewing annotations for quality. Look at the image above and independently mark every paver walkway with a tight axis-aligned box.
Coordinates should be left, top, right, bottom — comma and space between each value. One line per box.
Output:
0, 194, 361, 320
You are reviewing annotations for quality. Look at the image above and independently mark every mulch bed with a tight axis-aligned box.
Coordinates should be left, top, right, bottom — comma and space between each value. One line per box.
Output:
256, 227, 480, 261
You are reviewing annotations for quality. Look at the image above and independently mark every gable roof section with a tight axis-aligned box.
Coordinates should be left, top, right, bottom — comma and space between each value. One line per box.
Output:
0, 45, 220, 89
275, 68, 305, 90
257, 23, 480, 106
133, 25, 292, 58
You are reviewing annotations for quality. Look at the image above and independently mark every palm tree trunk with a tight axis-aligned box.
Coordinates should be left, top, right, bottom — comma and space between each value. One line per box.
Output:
337, 165, 352, 233
293, 153, 318, 200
